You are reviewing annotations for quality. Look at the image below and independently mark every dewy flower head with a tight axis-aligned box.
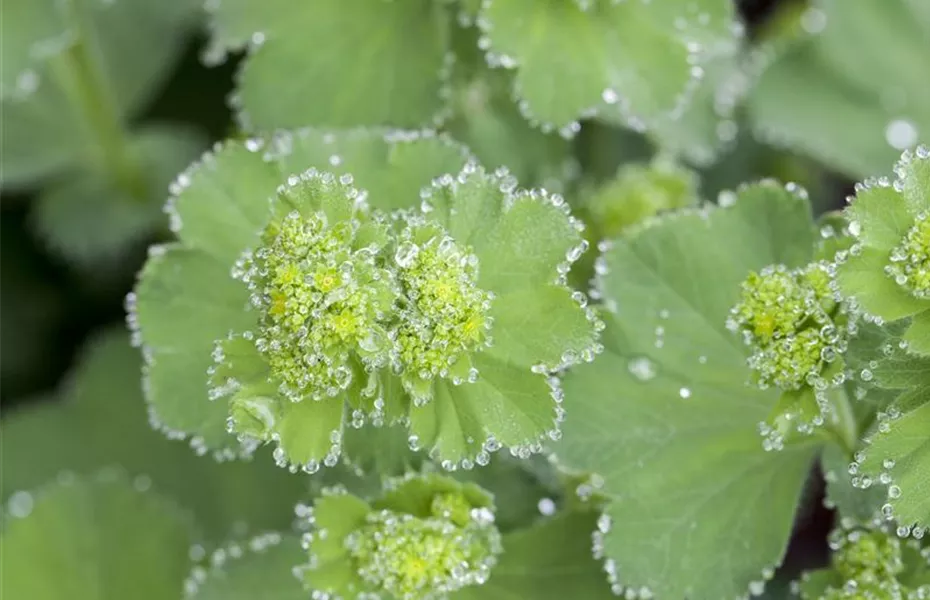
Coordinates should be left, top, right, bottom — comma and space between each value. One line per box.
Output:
800, 522, 930, 600
205, 159, 600, 472
729, 262, 846, 391
886, 213, 930, 299
838, 146, 930, 356
393, 220, 493, 403
235, 204, 396, 401
347, 509, 499, 600
296, 474, 501, 600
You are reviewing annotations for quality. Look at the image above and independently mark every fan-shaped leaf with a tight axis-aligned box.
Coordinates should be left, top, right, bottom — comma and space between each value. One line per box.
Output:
557, 182, 821, 598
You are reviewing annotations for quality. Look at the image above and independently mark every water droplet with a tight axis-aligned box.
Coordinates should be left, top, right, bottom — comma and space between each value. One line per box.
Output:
627, 356, 657, 381
885, 119, 919, 150
537, 498, 556, 515
7, 491, 34, 518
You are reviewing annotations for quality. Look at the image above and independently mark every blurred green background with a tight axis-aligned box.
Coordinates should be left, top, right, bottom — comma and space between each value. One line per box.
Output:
0, 0, 909, 592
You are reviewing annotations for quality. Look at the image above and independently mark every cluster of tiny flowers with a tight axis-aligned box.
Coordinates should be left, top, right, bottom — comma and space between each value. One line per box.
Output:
344, 497, 501, 600
812, 523, 930, 600
393, 222, 493, 399
886, 213, 930, 299
728, 262, 847, 391
234, 210, 396, 401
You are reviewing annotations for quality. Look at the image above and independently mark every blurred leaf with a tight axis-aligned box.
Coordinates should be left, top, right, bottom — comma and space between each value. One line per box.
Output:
642, 51, 747, 167
188, 534, 306, 600
750, 0, 930, 178
454, 455, 558, 532
32, 125, 205, 266
0, 0, 199, 187
0, 1, 68, 98
480, 0, 740, 130
583, 157, 699, 240
0, 327, 308, 541
0, 474, 195, 600
210, 0, 451, 130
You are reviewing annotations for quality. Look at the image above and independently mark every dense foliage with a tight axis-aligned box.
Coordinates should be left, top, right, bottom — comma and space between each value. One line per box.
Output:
2, 1, 929, 599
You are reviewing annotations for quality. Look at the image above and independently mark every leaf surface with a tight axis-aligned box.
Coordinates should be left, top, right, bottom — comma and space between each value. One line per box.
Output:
0, 328, 308, 541
0, 475, 195, 600
558, 183, 821, 598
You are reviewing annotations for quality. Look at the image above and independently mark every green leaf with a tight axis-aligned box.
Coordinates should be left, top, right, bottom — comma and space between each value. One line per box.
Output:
268, 128, 469, 212
474, 194, 583, 294
858, 399, 930, 533
846, 184, 915, 252
750, 43, 900, 180
277, 394, 345, 469
904, 310, 930, 356
822, 445, 887, 522
132, 245, 256, 453
32, 125, 205, 266
749, 0, 929, 178
169, 139, 281, 264
488, 285, 598, 369
216, 0, 451, 130
452, 455, 557, 531
302, 492, 372, 594
169, 131, 470, 265
187, 534, 306, 600
837, 248, 927, 321
444, 26, 571, 188
479, 0, 739, 130
0, 474, 195, 600
558, 182, 821, 598
411, 354, 560, 465
0, 0, 198, 186
0, 1, 67, 98
1, 0, 196, 106
640, 52, 745, 166
0, 328, 308, 541
456, 511, 614, 600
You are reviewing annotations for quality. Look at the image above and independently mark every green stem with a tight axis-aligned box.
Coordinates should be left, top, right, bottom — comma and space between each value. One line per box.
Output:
56, 0, 146, 199
824, 387, 859, 456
